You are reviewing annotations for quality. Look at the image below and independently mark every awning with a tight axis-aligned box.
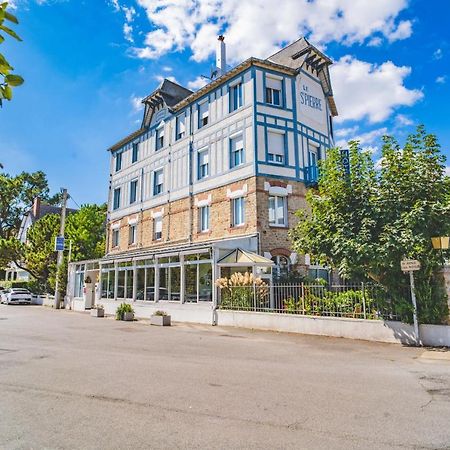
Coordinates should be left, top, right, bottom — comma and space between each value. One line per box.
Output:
217, 248, 274, 266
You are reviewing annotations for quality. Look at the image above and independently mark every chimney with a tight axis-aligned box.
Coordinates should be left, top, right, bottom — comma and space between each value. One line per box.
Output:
216, 35, 226, 77
32, 197, 41, 218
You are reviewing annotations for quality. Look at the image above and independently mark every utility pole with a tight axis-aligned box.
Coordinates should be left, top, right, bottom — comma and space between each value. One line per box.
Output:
54, 188, 68, 309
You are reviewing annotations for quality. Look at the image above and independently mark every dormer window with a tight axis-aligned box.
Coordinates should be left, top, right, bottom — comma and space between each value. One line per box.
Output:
155, 123, 164, 151
198, 101, 209, 128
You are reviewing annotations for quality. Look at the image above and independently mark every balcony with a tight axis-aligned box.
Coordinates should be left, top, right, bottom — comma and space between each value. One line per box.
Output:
304, 165, 319, 186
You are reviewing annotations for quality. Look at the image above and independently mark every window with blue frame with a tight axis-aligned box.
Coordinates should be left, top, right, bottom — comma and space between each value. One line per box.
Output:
308, 144, 318, 167
198, 149, 209, 179
198, 101, 209, 128
176, 113, 186, 140
131, 143, 139, 163
153, 169, 164, 196
199, 205, 210, 232
155, 124, 164, 151
129, 179, 138, 204
113, 187, 121, 210
267, 130, 285, 164
232, 197, 245, 227
230, 82, 243, 112
115, 153, 122, 172
265, 76, 282, 106
230, 135, 244, 168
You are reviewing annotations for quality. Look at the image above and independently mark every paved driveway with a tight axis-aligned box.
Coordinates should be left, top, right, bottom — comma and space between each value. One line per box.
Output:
0, 305, 450, 450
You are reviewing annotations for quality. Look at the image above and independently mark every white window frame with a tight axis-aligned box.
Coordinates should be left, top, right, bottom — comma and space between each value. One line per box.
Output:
268, 195, 288, 227
199, 205, 210, 232
232, 197, 245, 227
153, 216, 162, 241
112, 229, 120, 247
128, 224, 137, 245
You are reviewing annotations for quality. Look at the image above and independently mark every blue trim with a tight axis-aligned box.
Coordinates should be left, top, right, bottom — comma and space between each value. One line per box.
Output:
291, 77, 300, 179
299, 68, 321, 85
258, 160, 297, 169
251, 67, 259, 177
256, 101, 291, 112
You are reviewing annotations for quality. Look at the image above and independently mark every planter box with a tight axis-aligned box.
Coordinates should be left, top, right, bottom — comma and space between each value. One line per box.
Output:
123, 311, 134, 321
91, 308, 104, 318
151, 315, 171, 326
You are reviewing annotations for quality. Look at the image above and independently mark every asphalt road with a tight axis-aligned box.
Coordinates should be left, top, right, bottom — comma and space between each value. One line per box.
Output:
0, 305, 450, 450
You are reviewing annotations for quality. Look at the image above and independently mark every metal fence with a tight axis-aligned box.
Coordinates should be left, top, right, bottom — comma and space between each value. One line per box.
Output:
218, 282, 408, 321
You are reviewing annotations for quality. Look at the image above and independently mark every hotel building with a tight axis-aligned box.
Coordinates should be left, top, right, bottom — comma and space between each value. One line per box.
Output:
66, 36, 337, 312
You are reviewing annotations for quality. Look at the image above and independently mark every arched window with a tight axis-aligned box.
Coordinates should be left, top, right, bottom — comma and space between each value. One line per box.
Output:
271, 255, 290, 279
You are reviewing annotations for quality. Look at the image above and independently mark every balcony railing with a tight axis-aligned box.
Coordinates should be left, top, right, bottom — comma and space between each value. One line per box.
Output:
304, 165, 319, 186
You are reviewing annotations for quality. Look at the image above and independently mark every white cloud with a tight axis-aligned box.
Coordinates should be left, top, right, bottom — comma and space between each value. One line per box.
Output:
131, 95, 143, 112
334, 126, 359, 138
386, 19, 412, 42
336, 127, 387, 148
154, 75, 178, 84
433, 48, 443, 60
162, 66, 173, 72
331, 56, 423, 123
132, 0, 413, 63
436, 75, 447, 84
395, 113, 413, 126
111, 1, 136, 44
187, 76, 208, 90
445, 166, 450, 177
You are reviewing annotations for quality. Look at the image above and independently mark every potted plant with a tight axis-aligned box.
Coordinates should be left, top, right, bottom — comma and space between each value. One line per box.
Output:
91, 304, 104, 318
150, 310, 171, 326
116, 302, 135, 321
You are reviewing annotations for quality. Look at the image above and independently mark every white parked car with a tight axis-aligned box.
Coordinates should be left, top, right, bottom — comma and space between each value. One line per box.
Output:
1, 288, 32, 305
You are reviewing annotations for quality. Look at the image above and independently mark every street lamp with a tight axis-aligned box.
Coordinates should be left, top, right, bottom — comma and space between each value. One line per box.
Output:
431, 236, 449, 264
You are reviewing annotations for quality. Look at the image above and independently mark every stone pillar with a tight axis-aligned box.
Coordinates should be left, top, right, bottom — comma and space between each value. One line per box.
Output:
438, 264, 450, 321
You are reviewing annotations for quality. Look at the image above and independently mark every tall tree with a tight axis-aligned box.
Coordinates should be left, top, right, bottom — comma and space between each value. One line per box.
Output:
0, 2, 24, 107
0, 170, 51, 239
290, 126, 450, 324
0, 204, 107, 293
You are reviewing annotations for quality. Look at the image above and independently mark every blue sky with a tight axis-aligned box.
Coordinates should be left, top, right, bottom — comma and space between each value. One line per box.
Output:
1, 0, 449, 205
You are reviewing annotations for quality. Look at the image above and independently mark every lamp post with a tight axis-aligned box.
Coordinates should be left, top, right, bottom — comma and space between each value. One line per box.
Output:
431, 236, 450, 265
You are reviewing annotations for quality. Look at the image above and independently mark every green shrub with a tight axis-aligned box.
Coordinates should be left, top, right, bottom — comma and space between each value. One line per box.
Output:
115, 302, 134, 320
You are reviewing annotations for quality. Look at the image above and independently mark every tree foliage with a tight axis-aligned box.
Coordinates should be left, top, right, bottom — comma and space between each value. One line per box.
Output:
0, 204, 107, 292
290, 126, 450, 324
0, 2, 24, 107
0, 170, 54, 239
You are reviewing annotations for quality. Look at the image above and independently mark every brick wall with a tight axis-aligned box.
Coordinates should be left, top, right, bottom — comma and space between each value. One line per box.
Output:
107, 177, 259, 254
255, 177, 307, 258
